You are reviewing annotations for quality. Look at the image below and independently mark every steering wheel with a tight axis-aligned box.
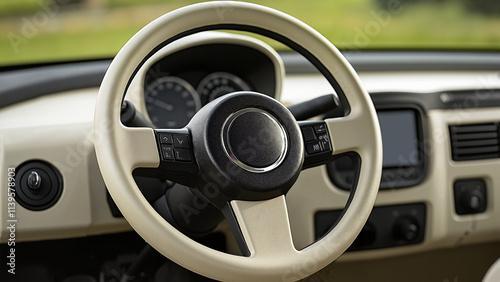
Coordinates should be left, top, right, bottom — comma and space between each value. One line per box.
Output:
95, 2, 382, 281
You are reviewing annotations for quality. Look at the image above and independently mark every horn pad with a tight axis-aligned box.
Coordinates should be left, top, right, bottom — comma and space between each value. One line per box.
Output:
188, 92, 304, 206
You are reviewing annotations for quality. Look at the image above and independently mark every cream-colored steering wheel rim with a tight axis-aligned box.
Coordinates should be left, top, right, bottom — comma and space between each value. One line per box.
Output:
94, 1, 382, 281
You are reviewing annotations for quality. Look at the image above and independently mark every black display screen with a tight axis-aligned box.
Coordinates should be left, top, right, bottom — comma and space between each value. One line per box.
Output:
377, 110, 420, 168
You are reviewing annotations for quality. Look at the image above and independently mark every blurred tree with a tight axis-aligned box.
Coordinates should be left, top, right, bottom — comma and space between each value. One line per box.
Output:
58, 0, 106, 9
462, 0, 500, 15
374, 0, 445, 11
375, 0, 500, 15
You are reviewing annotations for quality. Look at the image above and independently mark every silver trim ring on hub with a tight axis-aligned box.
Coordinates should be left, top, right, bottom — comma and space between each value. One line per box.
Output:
221, 108, 288, 173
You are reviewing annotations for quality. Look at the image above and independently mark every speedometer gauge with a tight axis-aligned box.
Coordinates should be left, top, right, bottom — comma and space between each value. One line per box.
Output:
197, 72, 251, 104
145, 76, 201, 128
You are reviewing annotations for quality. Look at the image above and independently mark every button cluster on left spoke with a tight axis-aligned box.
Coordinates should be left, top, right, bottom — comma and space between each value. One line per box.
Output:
152, 129, 198, 187
157, 130, 193, 163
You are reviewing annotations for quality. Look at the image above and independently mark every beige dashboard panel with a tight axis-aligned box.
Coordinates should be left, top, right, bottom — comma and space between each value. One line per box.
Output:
0, 89, 131, 243
287, 105, 500, 261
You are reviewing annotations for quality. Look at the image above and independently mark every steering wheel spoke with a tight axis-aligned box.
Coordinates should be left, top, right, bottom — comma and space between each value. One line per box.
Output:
299, 112, 373, 170
224, 195, 297, 258
325, 113, 369, 155
115, 125, 160, 172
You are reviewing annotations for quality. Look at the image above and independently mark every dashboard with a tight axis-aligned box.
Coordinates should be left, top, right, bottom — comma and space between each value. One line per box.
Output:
1, 31, 500, 281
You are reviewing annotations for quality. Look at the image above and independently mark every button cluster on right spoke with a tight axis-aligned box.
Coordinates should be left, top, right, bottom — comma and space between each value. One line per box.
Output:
301, 122, 331, 155
299, 121, 334, 169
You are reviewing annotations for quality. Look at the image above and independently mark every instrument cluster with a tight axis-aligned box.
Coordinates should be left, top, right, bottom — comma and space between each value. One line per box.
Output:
145, 72, 252, 128
140, 37, 282, 129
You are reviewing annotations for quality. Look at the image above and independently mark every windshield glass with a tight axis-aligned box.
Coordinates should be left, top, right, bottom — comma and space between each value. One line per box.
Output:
1, 0, 500, 66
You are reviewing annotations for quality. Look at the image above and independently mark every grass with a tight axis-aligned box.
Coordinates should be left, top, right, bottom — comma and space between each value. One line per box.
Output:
0, 26, 142, 63
1, 0, 500, 66
0, 0, 41, 16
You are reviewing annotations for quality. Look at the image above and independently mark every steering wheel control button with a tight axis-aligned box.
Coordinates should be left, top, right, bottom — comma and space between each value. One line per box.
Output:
161, 146, 175, 160
222, 108, 288, 172
306, 141, 322, 155
314, 124, 327, 134
318, 133, 331, 151
454, 179, 487, 215
301, 127, 316, 142
173, 135, 190, 149
320, 140, 331, 151
174, 149, 192, 162
159, 133, 173, 144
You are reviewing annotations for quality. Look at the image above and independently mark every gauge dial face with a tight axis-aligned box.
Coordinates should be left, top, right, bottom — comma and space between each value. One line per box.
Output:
145, 76, 201, 128
197, 72, 251, 104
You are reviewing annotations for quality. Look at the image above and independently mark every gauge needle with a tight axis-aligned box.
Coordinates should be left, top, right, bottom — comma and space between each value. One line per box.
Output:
153, 99, 174, 111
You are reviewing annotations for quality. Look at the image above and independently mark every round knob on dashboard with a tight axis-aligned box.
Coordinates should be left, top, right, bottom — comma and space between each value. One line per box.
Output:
15, 161, 63, 211
393, 217, 419, 242
27, 171, 42, 190
461, 189, 485, 213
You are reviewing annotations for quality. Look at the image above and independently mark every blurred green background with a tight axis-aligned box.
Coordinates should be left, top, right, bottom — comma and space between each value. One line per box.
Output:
1, 0, 500, 66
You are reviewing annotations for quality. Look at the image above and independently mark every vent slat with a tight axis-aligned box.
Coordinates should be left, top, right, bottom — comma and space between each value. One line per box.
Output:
452, 153, 500, 161
451, 132, 498, 141
452, 139, 499, 148
453, 146, 499, 155
450, 124, 497, 133
450, 123, 500, 161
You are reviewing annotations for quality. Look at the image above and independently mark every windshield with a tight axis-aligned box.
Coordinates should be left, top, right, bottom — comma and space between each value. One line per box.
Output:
1, 0, 500, 66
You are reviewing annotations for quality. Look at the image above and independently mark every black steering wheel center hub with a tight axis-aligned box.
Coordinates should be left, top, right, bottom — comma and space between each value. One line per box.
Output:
222, 108, 288, 172
188, 92, 304, 205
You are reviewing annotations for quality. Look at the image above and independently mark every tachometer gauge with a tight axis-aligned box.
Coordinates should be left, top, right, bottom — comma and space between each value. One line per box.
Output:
197, 72, 251, 104
145, 76, 201, 128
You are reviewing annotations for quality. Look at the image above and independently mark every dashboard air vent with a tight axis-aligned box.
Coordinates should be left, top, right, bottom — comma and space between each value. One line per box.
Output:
450, 123, 500, 161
